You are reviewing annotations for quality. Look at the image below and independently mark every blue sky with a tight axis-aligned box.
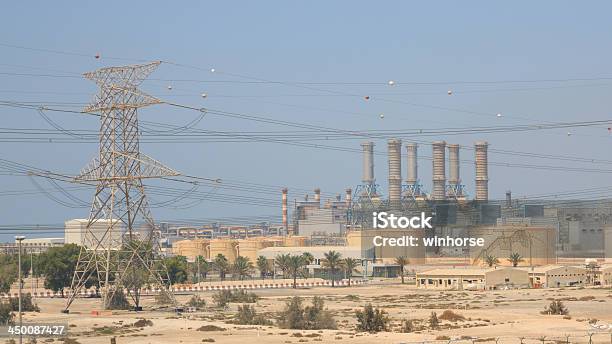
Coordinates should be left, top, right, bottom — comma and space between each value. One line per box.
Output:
1, 1, 612, 239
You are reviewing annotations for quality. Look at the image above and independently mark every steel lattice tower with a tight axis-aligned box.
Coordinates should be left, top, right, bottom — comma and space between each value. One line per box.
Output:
65, 61, 178, 311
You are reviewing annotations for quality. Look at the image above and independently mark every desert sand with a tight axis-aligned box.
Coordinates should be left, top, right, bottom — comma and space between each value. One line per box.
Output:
9, 280, 612, 344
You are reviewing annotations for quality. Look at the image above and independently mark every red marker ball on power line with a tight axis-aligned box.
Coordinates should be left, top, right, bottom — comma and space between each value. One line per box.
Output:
364, 96, 370, 100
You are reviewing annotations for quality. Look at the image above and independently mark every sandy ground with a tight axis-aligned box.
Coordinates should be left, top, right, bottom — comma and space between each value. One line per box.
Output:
8, 281, 612, 344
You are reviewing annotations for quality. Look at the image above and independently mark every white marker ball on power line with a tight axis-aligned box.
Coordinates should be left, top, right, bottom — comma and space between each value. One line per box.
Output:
379, 114, 385, 119
388, 80, 395, 86
447, 90, 453, 95
201, 93, 208, 98
210, 68, 216, 73
167, 85, 173, 90
567, 131, 572, 136
496, 113, 502, 118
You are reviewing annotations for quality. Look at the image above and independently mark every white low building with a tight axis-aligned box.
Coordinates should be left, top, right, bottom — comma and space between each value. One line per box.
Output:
15, 237, 64, 253
525, 265, 587, 288
416, 267, 530, 290
65, 218, 124, 250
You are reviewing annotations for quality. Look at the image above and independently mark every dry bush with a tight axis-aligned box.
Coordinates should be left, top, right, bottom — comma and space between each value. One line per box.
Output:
107, 292, 130, 310
400, 319, 415, 333
154, 291, 173, 305
235, 304, 272, 325
355, 304, 388, 333
213, 290, 257, 308
9, 293, 39, 312
429, 312, 439, 329
197, 325, 226, 332
132, 319, 153, 327
0, 302, 14, 325
439, 310, 466, 322
541, 300, 569, 315
187, 295, 206, 308
278, 296, 336, 330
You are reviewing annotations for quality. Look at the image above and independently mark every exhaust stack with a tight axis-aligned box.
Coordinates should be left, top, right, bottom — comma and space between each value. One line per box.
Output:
361, 141, 375, 185
388, 138, 402, 209
314, 188, 321, 206
447, 144, 462, 196
282, 188, 289, 234
474, 141, 489, 201
432, 141, 447, 200
406, 143, 418, 186
345, 188, 352, 207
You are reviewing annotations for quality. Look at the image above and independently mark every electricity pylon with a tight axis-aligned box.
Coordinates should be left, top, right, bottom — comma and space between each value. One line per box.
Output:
65, 61, 178, 311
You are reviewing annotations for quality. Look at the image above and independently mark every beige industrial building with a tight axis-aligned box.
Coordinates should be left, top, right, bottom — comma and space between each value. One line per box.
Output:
346, 229, 426, 264
526, 265, 587, 288
7, 237, 64, 253
172, 236, 307, 263
257, 245, 361, 262
416, 267, 529, 290
469, 225, 556, 266
65, 218, 123, 250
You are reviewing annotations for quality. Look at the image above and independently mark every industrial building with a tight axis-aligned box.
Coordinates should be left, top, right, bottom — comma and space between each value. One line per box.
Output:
172, 236, 306, 263
416, 267, 530, 290
155, 138, 611, 275
469, 225, 557, 266
64, 218, 124, 250
526, 265, 587, 288
0, 237, 64, 254
257, 246, 400, 278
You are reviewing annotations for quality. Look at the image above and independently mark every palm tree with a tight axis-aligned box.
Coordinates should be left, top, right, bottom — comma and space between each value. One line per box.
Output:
232, 256, 254, 280
301, 252, 314, 265
342, 258, 360, 286
275, 253, 291, 279
256, 255, 270, 280
484, 254, 500, 267
287, 255, 307, 288
507, 253, 523, 267
301, 252, 314, 279
395, 256, 409, 284
321, 250, 343, 287
190, 255, 210, 283
214, 254, 230, 281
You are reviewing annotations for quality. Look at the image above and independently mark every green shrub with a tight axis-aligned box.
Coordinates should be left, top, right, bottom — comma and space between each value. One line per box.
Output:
154, 291, 173, 305
107, 291, 130, 310
235, 304, 272, 325
212, 290, 231, 308
9, 293, 39, 312
400, 319, 414, 333
212, 289, 257, 308
187, 295, 206, 308
355, 304, 388, 333
428, 312, 439, 329
542, 300, 569, 315
0, 302, 14, 325
278, 296, 336, 330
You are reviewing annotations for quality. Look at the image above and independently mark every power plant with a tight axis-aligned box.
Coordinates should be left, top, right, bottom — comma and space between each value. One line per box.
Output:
138, 138, 611, 267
